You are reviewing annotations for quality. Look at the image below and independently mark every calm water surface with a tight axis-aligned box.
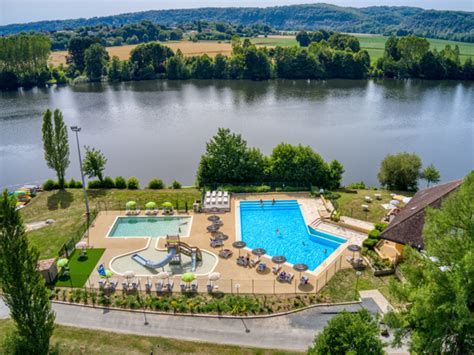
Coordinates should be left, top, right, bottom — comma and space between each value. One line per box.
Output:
1, 79, 473, 189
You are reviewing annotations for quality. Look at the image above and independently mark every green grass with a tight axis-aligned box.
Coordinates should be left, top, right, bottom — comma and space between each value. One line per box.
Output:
320, 268, 401, 307
334, 189, 414, 224
250, 34, 474, 63
22, 188, 201, 259
0, 320, 298, 354
55, 248, 105, 287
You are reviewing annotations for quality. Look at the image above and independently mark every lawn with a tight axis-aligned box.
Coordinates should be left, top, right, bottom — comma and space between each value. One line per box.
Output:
55, 248, 105, 287
334, 189, 414, 224
320, 268, 401, 308
22, 188, 201, 259
0, 320, 298, 355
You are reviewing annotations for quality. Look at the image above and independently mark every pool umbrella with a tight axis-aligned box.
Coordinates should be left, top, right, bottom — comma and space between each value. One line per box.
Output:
101, 269, 113, 280
272, 255, 286, 264
208, 215, 220, 222
293, 263, 309, 278
126, 201, 136, 209
157, 271, 170, 282
207, 224, 219, 232
57, 258, 68, 268
181, 272, 196, 285
208, 272, 221, 281
145, 201, 156, 209
232, 241, 246, 256
124, 270, 135, 280
347, 244, 361, 258
214, 233, 228, 241
252, 248, 266, 256
75, 241, 87, 249
213, 219, 224, 226
162, 202, 173, 208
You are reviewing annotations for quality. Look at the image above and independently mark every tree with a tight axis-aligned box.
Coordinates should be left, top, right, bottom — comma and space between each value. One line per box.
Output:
41, 109, 70, 189
213, 53, 228, 79
82, 146, 107, 183
309, 309, 383, 355
421, 164, 441, 187
296, 30, 311, 47
84, 43, 109, 81
377, 152, 422, 191
386, 171, 474, 354
166, 49, 190, 80
196, 128, 266, 187
384, 35, 400, 61
67, 36, 98, 71
0, 190, 55, 354
327, 160, 345, 190
108, 56, 122, 82
192, 54, 214, 79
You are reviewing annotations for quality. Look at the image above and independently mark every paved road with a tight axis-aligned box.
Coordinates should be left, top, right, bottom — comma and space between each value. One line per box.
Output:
1, 298, 378, 351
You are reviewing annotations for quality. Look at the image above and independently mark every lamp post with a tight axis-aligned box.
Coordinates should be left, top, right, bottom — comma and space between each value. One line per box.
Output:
70, 126, 90, 228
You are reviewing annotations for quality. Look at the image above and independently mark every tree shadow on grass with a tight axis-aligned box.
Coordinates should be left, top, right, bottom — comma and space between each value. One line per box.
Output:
47, 189, 74, 210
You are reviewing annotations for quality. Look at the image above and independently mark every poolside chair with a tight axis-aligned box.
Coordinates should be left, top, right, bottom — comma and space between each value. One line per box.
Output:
166, 281, 174, 292
145, 280, 152, 292
191, 282, 198, 292
135, 209, 141, 215
207, 283, 213, 293
219, 249, 233, 259
250, 256, 260, 267
217, 191, 223, 197
156, 281, 163, 292
109, 279, 118, 291
205, 191, 211, 198
145, 209, 151, 215
211, 191, 217, 197
125, 209, 132, 215
277, 271, 287, 282
180, 282, 187, 292
257, 262, 267, 272
217, 196, 223, 204
205, 197, 211, 205
122, 281, 129, 291
285, 272, 295, 283
346, 256, 355, 264
152, 208, 159, 215
211, 196, 217, 204
237, 256, 249, 266
98, 280, 105, 289
210, 239, 224, 248
300, 275, 309, 285
223, 191, 229, 198
169, 208, 174, 215
272, 264, 281, 274
131, 279, 139, 290
223, 196, 229, 204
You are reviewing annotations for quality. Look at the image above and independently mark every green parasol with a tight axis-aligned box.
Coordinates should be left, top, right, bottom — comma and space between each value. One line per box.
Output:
145, 201, 157, 209
162, 201, 173, 208
57, 258, 69, 267
126, 201, 137, 209
181, 272, 196, 283
101, 269, 113, 279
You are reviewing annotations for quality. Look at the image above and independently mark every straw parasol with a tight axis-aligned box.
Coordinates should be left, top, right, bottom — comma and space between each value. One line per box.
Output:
232, 241, 246, 256
207, 224, 220, 232
208, 215, 220, 222
162, 201, 173, 208
347, 244, 361, 258
123, 270, 135, 280
208, 272, 221, 286
157, 271, 170, 283
75, 241, 87, 249
214, 233, 228, 241
145, 201, 157, 209
272, 255, 286, 264
126, 201, 136, 209
293, 263, 309, 278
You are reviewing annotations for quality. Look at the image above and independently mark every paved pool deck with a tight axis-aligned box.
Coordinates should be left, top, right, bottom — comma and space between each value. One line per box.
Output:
85, 193, 368, 293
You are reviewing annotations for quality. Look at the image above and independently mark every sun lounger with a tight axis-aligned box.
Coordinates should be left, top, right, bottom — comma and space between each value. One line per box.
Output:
237, 256, 249, 266
285, 272, 294, 282
250, 257, 260, 267
211, 197, 217, 204
166, 281, 174, 292
257, 262, 266, 272
206, 191, 211, 197
131, 280, 139, 290
153, 208, 159, 215
135, 209, 141, 215
300, 275, 309, 285
98, 280, 105, 289
205, 197, 211, 204
169, 209, 174, 215
277, 271, 287, 282
207, 283, 213, 293
109, 279, 118, 290
145, 209, 151, 215
156, 281, 163, 292
223, 191, 228, 197
210, 239, 224, 248
219, 249, 233, 259
122, 281, 129, 291
180, 283, 187, 292
125, 209, 132, 215
217, 197, 223, 204
272, 264, 281, 274
346, 256, 354, 264
191, 282, 198, 292
211, 191, 217, 197
145, 280, 152, 292
223, 196, 229, 204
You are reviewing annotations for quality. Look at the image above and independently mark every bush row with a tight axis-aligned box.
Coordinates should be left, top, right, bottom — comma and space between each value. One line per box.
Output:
43, 178, 83, 191
215, 184, 312, 193
43, 177, 182, 190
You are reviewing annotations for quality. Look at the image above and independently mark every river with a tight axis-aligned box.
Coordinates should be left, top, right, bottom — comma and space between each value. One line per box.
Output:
0, 79, 473, 189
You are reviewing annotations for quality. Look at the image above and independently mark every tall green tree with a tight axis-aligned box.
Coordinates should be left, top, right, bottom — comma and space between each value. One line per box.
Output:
296, 30, 311, 47
377, 152, 422, 191
41, 109, 70, 189
421, 164, 441, 187
0, 191, 55, 354
387, 171, 474, 354
166, 49, 190, 79
108, 55, 122, 82
84, 43, 109, 81
309, 309, 384, 355
82, 146, 107, 183
67, 36, 99, 72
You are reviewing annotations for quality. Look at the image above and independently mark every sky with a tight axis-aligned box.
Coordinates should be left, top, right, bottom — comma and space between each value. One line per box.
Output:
1, 0, 473, 26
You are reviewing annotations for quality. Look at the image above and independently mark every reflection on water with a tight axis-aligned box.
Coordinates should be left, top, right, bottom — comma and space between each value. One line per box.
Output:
0, 79, 472, 189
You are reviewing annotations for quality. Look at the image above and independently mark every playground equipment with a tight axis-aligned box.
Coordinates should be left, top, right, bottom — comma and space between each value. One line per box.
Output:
132, 235, 202, 272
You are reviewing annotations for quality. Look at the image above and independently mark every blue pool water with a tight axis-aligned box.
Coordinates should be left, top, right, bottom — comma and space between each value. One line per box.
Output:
239, 200, 346, 270
108, 216, 191, 237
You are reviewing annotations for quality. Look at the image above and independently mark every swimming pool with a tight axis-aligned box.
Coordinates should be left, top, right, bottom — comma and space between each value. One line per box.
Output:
239, 200, 346, 270
108, 216, 191, 237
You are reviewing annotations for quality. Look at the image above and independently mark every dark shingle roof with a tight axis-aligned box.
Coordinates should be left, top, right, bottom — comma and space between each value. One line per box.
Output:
380, 179, 463, 249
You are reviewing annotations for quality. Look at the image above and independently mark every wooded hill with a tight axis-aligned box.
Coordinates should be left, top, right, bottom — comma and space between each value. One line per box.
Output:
1, 4, 473, 42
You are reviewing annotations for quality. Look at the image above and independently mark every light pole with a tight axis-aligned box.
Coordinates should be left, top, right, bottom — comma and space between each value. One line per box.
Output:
70, 126, 90, 228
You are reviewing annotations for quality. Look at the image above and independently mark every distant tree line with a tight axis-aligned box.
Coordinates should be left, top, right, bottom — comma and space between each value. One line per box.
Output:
196, 128, 345, 190
1, 4, 473, 42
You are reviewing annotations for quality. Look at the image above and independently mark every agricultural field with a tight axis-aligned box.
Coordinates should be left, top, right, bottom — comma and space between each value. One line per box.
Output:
49, 34, 474, 66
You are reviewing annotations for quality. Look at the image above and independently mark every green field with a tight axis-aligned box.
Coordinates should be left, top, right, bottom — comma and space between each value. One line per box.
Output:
251, 35, 474, 63
55, 248, 105, 287
22, 188, 201, 259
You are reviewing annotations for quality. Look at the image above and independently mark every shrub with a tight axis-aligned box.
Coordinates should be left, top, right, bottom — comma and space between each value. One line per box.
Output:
67, 178, 77, 188
148, 178, 164, 189
217, 185, 271, 193
88, 180, 103, 189
115, 176, 126, 189
368, 229, 381, 239
127, 176, 140, 189
102, 176, 115, 188
43, 179, 58, 191
363, 238, 379, 249
374, 222, 388, 232
346, 181, 366, 189
171, 180, 182, 189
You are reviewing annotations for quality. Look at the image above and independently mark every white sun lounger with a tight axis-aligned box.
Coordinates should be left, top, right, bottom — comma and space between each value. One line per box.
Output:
206, 191, 211, 197
211, 191, 217, 197
223, 191, 229, 197
272, 265, 281, 274
217, 191, 223, 197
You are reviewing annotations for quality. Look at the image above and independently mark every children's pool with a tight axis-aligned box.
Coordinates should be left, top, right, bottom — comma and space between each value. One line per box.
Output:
239, 200, 346, 270
108, 216, 191, 237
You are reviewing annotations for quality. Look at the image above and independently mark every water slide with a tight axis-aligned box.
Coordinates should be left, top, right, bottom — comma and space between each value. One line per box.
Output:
132, 246, 177, 269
